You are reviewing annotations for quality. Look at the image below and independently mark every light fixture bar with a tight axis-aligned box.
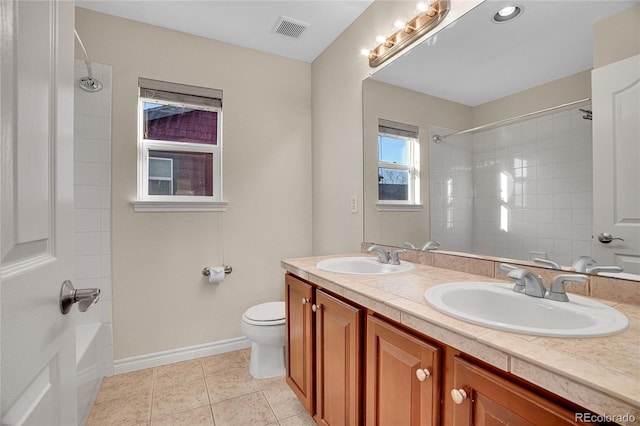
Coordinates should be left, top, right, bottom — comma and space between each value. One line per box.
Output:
368, 0, 450, 68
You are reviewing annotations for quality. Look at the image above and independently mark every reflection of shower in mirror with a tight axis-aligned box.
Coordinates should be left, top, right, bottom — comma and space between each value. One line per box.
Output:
74, 29, 103, 92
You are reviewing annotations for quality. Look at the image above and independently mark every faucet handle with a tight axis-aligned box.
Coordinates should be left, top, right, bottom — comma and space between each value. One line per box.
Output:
499, 263, 518, 275
421, 240, 440, 251
546, 274, 587, 302
506, 268, 527, 294
390, 249, 406, 265
532, 258, 561, 270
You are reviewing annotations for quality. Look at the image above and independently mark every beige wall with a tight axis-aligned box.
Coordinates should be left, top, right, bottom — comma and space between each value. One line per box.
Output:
362, 79, 472, 246
310, 0, 482, 255
472, 70, 592, 126
75, 8, 312, 359
594, 4, 640, 68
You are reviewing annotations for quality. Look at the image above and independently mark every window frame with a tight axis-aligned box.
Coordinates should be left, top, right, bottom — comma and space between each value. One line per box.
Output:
377, 124, 421, 208
133, 80, 226, 212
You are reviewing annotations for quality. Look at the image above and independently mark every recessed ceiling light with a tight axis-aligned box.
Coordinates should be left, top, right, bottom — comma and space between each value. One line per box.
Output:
492, 5, 523, 23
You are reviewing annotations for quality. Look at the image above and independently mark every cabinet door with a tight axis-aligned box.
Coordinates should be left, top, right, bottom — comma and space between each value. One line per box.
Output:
450, 357, 578, 425
366, 315, 441, 426
315, 290, 362, 426
285, 274, 314, 413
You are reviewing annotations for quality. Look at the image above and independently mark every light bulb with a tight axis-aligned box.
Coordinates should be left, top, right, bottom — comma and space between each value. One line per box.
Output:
498, 6, 516, 16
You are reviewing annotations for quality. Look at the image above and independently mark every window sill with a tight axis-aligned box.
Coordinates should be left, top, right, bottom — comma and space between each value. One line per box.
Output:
131, 201, 228, 212
376, 203, 423, 212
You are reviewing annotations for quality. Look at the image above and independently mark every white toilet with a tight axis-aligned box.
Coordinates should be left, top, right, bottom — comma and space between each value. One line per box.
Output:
241, 301, 286, 378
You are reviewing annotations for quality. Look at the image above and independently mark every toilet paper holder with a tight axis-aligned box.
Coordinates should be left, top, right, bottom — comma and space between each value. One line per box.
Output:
202, 265, 233, 276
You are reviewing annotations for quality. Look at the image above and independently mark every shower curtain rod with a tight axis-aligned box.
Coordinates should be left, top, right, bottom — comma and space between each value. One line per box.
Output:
432, 97, 592, 144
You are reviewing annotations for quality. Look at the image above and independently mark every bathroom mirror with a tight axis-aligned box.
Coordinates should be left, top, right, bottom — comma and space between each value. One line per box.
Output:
363, 0, 639, 274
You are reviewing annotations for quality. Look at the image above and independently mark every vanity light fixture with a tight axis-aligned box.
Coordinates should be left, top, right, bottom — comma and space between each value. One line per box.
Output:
492, 5, 523, 23
366, 0, 450, 67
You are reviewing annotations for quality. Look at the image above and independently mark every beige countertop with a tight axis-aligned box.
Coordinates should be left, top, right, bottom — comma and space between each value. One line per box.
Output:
282, 254, 640, 425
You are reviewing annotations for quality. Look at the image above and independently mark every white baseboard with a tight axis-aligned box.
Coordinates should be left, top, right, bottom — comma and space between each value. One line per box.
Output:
113, 337, 251, 375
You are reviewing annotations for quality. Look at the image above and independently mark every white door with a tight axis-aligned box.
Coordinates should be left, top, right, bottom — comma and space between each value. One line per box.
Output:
1, 0, 77, 424
592, 54, 640, 274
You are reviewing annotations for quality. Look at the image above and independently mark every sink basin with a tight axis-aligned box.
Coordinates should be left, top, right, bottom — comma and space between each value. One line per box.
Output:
424, 282, 629, 337
316, 256, 414, 275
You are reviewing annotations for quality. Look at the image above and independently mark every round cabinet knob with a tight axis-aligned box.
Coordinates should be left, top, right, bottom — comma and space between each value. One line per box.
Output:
451, 388, 468, 405
415, 368, 431, 382
302, 297, 309, 305
312, 304, 321, 312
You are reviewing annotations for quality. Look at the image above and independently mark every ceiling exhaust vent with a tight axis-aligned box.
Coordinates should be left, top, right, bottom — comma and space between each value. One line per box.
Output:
272, 16, 310, 40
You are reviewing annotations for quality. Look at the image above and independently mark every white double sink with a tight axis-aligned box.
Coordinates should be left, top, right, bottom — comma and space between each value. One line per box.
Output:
316, 257, 629, 338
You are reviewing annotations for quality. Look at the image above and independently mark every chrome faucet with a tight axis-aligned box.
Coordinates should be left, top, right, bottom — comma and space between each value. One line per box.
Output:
586, 265, 623, 274
572, 256, 596, 273
367, 245, 391, 264
421, 240, 440, 251
389, 249, 406, 265
507, 268, 546, 298
532, 258, 561, 270
545, 274, 587, 302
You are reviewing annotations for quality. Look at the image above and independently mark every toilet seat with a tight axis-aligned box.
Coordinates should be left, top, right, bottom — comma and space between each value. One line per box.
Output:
243, 301, 285, 326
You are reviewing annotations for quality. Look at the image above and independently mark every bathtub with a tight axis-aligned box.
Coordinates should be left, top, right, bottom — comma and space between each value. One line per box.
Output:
76, 323, 103, 424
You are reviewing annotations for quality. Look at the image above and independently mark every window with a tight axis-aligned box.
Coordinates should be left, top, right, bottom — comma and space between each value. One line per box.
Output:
377, 119, 420, 207
135, 78, 225, 212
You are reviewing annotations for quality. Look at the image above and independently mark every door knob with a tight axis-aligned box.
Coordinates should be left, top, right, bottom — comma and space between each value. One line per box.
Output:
59, 280, 101, 314
597, 232, 624, 244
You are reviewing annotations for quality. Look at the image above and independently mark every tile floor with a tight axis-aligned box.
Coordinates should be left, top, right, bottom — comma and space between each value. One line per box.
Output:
86, 349, 316, 426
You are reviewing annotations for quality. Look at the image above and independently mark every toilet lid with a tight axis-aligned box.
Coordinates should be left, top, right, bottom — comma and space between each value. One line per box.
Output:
245, 301, 285, 322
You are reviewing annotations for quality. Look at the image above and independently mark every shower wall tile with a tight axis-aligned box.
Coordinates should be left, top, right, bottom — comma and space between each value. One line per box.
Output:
430, 107, 593, 267
75, 209, 102, 232
74, 61, 114, 375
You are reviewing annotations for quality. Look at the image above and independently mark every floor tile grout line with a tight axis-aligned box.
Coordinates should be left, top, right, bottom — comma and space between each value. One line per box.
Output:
260, 388, 280, 424
200, 359, 218, 424
148, 366, 157, 424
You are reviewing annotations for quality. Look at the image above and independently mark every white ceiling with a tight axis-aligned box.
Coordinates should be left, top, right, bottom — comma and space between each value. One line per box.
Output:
75, 0, 374, 63
371, 0, 640, 106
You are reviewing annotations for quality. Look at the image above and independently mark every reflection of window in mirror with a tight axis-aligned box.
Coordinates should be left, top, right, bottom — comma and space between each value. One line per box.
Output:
377, 119, 420, 205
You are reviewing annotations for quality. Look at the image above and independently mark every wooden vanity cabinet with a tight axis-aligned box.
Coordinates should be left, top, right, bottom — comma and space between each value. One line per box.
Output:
284, 273, 362, 426
450, 356, 579, 426
366, 315, 441, 426
286, 272, 589, 426
285, 273, 314, 413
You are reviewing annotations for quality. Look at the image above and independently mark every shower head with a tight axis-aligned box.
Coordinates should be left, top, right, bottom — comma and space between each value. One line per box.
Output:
74, 29, 103, 92
579, 108, 592, 120
79, 76, 103, 92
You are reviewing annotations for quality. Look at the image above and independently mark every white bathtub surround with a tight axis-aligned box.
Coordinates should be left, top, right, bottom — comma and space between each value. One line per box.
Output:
430, 107, 593, 265
74, 60, 113, 423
